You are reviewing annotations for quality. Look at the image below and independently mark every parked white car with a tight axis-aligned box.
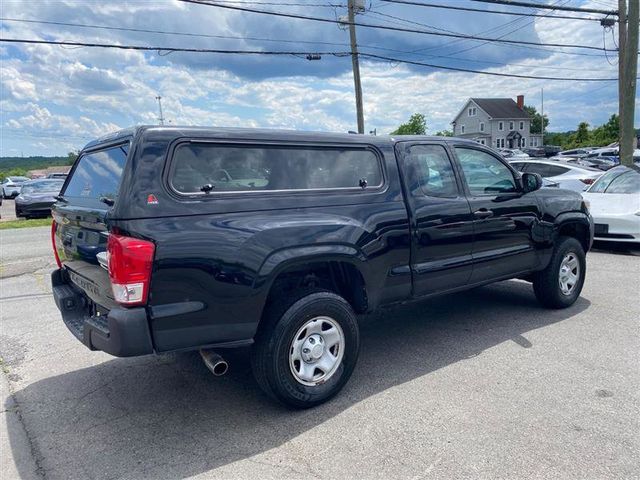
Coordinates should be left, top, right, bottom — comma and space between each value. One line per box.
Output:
1, 176, 30, 198
582, 166, 640, 243
508, 159, 602, 192
556, 148, 593, 159
499, 148, 529, 158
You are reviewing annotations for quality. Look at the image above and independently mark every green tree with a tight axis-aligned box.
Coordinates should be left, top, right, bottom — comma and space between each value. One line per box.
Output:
524, 105, 549, 134
67, 151, 78, 164
391, 113, 427, 135
435, 129, 453, 137
590, 114, 619, 146
575, 122, 590, 144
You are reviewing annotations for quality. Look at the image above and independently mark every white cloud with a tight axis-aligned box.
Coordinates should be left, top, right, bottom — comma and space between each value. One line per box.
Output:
0, 0, 636, 156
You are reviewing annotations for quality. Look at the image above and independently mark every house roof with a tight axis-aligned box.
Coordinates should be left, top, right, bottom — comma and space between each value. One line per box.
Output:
471, 98, 530, 119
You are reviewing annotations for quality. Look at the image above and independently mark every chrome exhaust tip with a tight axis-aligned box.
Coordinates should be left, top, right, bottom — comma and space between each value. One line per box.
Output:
199, 349, 229, 376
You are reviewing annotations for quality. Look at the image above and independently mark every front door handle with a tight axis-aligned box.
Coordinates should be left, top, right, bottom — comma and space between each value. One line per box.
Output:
474, 209, 494, 219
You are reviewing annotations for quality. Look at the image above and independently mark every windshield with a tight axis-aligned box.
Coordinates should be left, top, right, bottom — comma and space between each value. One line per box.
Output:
7, 176, 29, 183
21, 180, 64, 194
588, 168, 640, 194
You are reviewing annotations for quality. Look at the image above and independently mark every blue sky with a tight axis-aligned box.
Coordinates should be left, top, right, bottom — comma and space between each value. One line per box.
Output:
0, 0, 636, 156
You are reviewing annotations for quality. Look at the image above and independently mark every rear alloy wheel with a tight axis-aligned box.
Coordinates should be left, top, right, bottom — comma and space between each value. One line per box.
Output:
289, 316, 345, 386
533, 236, 586, 308
251, 289, 359, 408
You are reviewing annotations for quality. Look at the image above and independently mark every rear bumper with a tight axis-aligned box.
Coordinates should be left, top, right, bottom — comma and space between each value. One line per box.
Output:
52, 268, 154, 357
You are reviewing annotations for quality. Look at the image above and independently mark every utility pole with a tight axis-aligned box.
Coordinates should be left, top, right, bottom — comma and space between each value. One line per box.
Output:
347, 0, 365, 134
619, 0, 638, 166
541, 88, 544, 146
155, 95, 165, 126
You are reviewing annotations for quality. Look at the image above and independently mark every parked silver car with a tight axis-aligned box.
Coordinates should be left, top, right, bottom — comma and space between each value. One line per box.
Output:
1, 176, 30, 198
509, 159, 602, 192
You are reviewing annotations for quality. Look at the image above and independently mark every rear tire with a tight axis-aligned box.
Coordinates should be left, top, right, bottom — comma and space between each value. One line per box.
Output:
533, 236, 586, 309
251, 289, 360, 408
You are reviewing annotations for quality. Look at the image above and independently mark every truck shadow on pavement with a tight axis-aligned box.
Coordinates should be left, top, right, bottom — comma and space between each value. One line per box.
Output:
7, 281, 590, 480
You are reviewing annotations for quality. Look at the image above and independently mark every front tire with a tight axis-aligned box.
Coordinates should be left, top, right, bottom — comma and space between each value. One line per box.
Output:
251, 289, 360, 408
533, 236, 586, 308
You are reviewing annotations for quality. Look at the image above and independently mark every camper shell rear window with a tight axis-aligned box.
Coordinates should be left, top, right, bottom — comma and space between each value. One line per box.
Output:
63, 144, 129, 204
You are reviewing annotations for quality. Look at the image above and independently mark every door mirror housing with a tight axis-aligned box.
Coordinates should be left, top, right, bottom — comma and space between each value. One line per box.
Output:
522, 172, 543, 193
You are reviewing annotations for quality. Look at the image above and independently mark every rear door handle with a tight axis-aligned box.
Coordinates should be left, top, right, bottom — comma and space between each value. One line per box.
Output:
474, 209, 494, 219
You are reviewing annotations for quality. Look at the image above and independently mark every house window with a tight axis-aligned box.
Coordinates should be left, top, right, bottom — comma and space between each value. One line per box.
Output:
478, 139, 485, 145
522, 137, 526, 147
519, 121, 524, 130
500, 138, 505, 148
498, 121, 504, 131
461, 125, 465, 134
468, 107, 476, 116
509, 121, 514, 130
480, 122, 485, 132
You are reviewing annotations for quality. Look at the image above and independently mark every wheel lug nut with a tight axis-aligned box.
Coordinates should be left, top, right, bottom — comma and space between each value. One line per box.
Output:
303, 348, 310, 353
309, 338, 315, 344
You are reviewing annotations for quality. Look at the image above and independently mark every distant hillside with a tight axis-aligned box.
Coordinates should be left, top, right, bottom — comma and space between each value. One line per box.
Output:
0, 156, 74, 170
0, 155, 76, 180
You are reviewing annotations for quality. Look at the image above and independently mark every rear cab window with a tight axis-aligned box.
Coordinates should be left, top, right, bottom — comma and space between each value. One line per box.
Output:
168, 142, 384, 194
63, 143, 129, 205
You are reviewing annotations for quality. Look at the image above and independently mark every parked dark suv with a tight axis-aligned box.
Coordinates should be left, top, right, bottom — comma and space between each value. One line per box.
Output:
51, 127, 593, 408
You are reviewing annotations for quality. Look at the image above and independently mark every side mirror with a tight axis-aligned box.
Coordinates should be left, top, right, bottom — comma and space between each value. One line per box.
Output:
522, 172, 543, 193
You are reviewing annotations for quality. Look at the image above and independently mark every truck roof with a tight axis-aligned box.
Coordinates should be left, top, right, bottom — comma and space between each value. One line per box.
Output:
81, 125, 476, 151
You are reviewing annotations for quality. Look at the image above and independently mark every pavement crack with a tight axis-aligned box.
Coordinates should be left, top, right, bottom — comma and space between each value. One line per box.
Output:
1, 363, 48, 479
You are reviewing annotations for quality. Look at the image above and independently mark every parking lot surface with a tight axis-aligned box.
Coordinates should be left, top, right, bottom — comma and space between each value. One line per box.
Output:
1, 226, 638, 479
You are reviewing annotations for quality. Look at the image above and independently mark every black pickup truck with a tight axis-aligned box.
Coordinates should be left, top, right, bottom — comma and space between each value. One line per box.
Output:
51, 126, 593, 408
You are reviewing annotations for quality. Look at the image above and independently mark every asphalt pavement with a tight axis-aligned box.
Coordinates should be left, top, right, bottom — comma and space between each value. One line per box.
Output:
0, 226, 638, 479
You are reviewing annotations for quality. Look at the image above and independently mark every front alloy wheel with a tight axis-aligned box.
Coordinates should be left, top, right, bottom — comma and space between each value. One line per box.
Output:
558, 252, 580, 296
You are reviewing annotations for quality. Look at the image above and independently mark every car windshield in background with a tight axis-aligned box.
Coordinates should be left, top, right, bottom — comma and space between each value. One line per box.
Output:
63, 144, 129, 201
8, 176, 29, 183
588, 167, 640, 194
21, 180, 65, 194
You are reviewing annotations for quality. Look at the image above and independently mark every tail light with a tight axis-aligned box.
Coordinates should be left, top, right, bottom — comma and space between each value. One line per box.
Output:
51, 220, 62, 268
107, 234, 155, 306
580, 178, 596, 185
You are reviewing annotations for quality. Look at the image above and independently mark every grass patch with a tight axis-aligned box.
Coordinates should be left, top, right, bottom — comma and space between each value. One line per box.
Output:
0, 218, 52, 230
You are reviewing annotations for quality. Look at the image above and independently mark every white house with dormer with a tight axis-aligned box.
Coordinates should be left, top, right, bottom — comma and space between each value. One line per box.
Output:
451, 95, 543, 149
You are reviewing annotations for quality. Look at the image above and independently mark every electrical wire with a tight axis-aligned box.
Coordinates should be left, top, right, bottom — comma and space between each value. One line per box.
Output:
373, 0, 603, 21
177, 0, 616, 52
0, 17, 612, 71
0, 38, 622, 81
359, 52, 620, 81
469, 0, 617, 16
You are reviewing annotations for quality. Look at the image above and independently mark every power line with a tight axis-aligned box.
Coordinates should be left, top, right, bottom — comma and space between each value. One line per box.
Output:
359, 52, 619, 81
0, 38, 622, 81
444, 0, 569, 57
0, 38, 351, 56
381, 0, 610, 59
376, 0, 603, 21
0, 17, 349, 47
1, 14, 613, 60
0, 16, 613, 70
187, 0, 347, 5
177, 0, 616, 52
470, 0, 618, 16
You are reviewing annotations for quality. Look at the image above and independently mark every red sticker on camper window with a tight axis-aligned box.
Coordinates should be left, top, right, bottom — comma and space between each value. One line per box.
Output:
146, 194, 159, 205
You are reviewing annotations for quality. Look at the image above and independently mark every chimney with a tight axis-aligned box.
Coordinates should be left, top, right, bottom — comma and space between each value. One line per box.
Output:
517, 95, 524, 109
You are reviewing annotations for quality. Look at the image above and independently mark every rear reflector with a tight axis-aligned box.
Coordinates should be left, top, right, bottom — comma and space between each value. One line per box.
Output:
580, 178, 596, 185
51, 220, 62, 268
107, 234, 155, 306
